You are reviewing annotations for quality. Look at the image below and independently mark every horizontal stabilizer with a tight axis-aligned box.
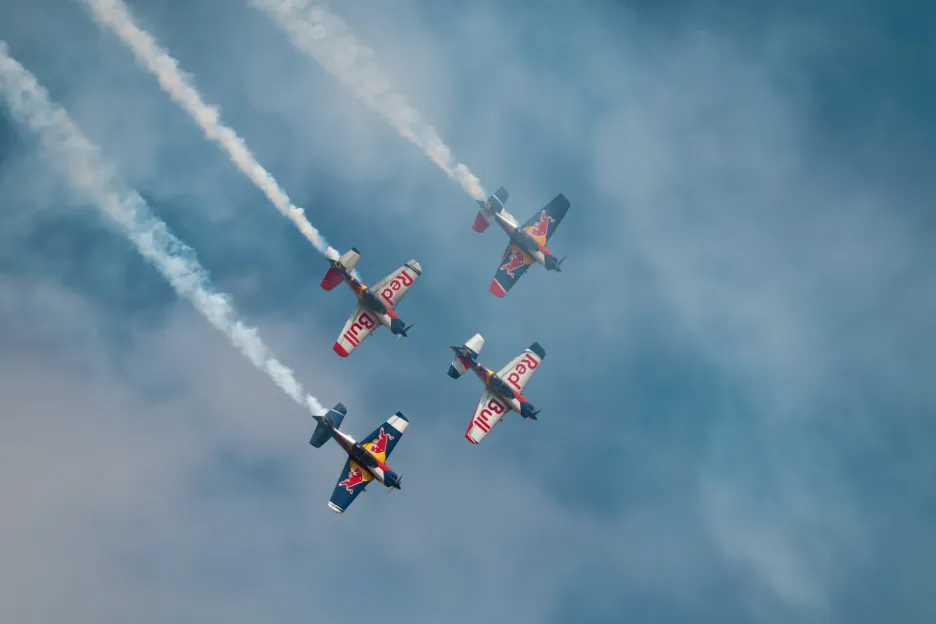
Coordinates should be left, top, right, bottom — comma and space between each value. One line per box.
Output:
472, 211, 492, 233
473, 187, 509, 232
321, 267, 344, 291
309, 403, 346, 448
465, 333, 485, 355
448, 333, 485, 378
339, 248, 360, 272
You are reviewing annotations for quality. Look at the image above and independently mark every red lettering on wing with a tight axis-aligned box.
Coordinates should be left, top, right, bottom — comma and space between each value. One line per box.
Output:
342, 312, 376, 347
507, 353, 540, 391
473, 397, 505, 433
380, 270, 414, 306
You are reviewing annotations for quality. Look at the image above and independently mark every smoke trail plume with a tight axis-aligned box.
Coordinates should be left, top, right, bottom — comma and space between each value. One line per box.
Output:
81, 0, 340, 260
251, 0, 489, 201
0, 42, 325, 416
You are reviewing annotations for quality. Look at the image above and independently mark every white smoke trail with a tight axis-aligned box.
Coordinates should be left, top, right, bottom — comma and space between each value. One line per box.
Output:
251, 0, 489, 202
81, 0, 340, 261
0, 42, 325, 416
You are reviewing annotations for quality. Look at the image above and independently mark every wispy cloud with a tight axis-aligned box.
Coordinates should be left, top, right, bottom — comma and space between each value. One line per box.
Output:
0, 41, 324, 415
80, 0, 339, 259
253, 0, 488, 201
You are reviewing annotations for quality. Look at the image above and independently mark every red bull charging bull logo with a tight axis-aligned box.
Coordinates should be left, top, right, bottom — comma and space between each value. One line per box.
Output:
500, 248, 527, 278
364, 427, 395, 457
338, 466, 365, 494
379, 270, 415, 307
526, 210, 556, 239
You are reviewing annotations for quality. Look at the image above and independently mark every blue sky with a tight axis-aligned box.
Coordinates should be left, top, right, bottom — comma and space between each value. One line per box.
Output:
1, 1, 934, 622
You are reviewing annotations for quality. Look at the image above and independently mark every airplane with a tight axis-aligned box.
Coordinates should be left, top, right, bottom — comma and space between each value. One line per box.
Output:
321, 247, 422, 357
309, 402, 409, 514
447, 333, 546, 444
472, 187, 571, 297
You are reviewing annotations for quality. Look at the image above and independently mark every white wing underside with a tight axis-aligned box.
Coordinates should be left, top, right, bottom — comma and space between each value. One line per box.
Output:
496, 348, 543, 394
465, 389, 508, 444
371, 261, 422, 309
333, 303, 379, 357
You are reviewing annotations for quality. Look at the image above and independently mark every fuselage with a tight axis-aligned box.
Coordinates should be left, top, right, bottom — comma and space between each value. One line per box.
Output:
335, 265, 407, 335
327, 422, 400, 489
492, 210, 553, 266
456, 353, 530, 415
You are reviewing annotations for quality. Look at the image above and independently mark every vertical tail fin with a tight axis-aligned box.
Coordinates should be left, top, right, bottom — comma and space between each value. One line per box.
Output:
473, 187, 509, 232
309, 403, 347, 448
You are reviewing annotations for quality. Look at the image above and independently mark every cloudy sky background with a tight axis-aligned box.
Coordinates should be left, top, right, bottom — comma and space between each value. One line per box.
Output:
1, 0, 934, 622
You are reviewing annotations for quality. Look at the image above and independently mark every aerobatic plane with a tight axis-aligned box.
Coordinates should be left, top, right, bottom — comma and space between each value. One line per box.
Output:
321, 248, 422, 357
448, 334, 546, 444
309, 402, 409, 514
472, 187, 570, 297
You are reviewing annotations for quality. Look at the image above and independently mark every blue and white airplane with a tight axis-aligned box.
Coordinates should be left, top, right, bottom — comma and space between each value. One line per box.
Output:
309, 403, 409, 514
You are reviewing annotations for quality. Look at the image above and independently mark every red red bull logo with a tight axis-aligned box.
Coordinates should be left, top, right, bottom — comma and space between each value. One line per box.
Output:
506, 353, 540, 392
342, 311, 376, 347
365, 427, 395, 456
526, 210, 556, 238
338, 466, 365, 494
500, 248, 527, 278
379, 270, 415, 306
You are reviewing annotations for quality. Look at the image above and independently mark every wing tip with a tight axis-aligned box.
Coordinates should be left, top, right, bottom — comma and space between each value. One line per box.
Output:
489, 280, 507, 298
388, 412, 409, 434
528, 342, 546, 360
327, 502, 345, 514
333, 343, 350, 357
406, 260, 422, 275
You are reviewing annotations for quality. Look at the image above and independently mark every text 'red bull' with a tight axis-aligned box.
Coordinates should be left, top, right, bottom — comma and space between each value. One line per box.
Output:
343, 311, 376, 347
507, 353, 540, 392
380, 270, 415, 306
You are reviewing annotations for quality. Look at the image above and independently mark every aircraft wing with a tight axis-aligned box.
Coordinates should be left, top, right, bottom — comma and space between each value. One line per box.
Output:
359, 412, 409, 461
328, 456, 374, 514
521, 193, 570, 245
496, 342, 546, 394
464, 388, 509, 444
489, 242, 534, 298
371, 260, 422, 309
333, 303, 380, 357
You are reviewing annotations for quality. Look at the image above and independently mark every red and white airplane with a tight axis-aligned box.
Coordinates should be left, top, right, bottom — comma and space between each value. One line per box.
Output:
321, 248, 422, 357
448, 333, 546, 444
